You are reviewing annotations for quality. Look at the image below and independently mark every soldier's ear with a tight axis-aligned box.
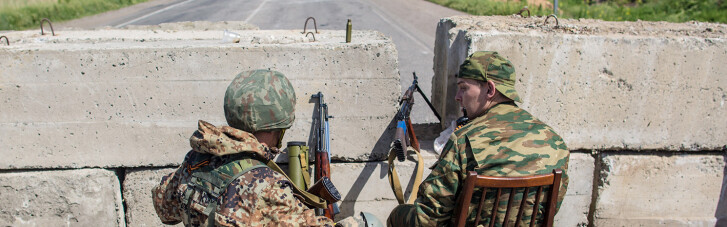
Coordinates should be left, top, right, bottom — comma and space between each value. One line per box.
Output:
486, 80, 497, 98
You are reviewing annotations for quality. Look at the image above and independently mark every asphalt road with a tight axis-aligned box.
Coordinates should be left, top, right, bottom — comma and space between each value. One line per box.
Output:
63, 0, 466, 124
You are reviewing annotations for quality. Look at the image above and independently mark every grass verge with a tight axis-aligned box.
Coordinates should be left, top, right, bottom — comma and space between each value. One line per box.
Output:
428, 0, 727, 23
0, 0, 149, 30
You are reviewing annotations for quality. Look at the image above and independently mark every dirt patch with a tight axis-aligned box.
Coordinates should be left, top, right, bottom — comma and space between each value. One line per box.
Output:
446, 15, 727, 38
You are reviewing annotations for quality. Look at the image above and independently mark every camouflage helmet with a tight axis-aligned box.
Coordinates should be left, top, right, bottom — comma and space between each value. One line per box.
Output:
457, 51, 521, 102
224, 69, 296, 132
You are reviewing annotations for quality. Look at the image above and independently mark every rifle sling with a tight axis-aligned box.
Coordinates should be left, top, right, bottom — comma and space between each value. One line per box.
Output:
387, 146, 424, 204
264, 159, 328, 209
300, 152, 312, 189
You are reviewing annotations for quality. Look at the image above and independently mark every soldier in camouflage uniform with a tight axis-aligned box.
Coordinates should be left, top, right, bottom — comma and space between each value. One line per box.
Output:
387, 51, 570, 226
152, 69, 335, 226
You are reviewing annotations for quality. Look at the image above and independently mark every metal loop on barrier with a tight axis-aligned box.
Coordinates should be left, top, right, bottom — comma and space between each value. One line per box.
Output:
302, 17, 319, 34
0, 36, 8, 46
305, 32, 316, 42
518, 7, 531, 18
40, 18, 55, 36
544, 14, 559, 27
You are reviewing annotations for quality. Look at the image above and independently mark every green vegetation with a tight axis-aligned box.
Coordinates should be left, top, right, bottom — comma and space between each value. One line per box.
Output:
0, 0, 148, 30
428, 0, 727, 23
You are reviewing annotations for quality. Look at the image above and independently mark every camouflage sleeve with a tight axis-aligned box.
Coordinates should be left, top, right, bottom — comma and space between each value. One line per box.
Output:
387, 137, 463, 226
152, 166, 185, 225
214, 167, 334, 227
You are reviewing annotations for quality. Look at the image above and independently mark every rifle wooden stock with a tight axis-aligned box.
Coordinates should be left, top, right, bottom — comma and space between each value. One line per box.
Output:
406, 119, 419, 151
314, 149, 330, 188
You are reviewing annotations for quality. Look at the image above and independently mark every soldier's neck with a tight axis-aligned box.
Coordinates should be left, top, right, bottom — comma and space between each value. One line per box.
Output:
253, 131, 280, 148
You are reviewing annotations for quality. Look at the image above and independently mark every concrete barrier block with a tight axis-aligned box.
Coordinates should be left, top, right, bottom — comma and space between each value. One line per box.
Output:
0, 29, 399, 169
554, 152, 594, 227
718, 171, 727, 226
433, 16, 727, 151
332, 160, 437, 203
0, 169, 124, 226
594, 153, 724, 225
123, 168, 182, 227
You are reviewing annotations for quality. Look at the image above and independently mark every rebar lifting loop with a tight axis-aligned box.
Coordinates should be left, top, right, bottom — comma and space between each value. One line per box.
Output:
305, 32, 316, 42
544, 14, 559, 27
40, 18, 55, 36
518, 7, 531, 18
302, 17, 318, 34
0, 36, 8, 46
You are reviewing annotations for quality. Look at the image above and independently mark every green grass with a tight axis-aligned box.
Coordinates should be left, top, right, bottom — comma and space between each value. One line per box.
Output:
0, 0, 148, 30
428, 0, 727, 24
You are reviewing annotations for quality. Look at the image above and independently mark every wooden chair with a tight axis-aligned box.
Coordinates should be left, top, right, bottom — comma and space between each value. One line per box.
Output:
453, 169, 563, 227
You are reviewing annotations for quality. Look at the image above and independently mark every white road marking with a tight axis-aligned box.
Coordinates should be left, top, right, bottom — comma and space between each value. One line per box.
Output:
114, 0, 196, 28
245, 0, 271, 23
369, 5, 431, 54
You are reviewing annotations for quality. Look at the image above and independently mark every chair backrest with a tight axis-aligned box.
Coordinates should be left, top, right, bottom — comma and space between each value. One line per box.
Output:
453, 169, 563, 227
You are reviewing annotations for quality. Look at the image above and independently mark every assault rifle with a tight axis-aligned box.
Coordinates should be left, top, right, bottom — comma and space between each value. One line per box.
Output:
388, 72, 441, 205
311, 92, 341, 219
392, 72, 441, 161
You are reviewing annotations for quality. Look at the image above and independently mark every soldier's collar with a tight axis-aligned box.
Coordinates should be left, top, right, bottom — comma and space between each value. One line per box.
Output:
261, 146, 280, 161
472, 101, 517, 119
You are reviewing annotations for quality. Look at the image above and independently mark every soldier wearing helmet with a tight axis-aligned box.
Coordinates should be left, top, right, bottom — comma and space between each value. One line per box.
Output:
387, 51, 570, 226
152, 69, 335, 226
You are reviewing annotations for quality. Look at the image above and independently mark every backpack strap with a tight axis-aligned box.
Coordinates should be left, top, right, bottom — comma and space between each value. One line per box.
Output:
182, 153, 267, 227
197, 163, 267, 227
182, 152, 330, 227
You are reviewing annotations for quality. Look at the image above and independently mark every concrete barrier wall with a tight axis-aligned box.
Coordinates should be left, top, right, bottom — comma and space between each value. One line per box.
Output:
1, 18, 726, 226
0, 28, 400, 170
433, 16, 727, 226
595, 153, 724, 226
0, 169, 124, 226
0, 26, 400, 226
433, 16, 727, 151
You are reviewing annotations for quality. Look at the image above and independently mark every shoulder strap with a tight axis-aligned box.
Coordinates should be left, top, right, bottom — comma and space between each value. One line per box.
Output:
264, 159, 329, 209
185, 155, 267, 227
184, 154, 329, 227
387, 146, 424, 204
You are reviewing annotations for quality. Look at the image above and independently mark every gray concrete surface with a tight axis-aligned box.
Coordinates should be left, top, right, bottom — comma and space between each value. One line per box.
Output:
554, 153, 594, 227
0, 169, 124, 226
124, 168, 182, 227
58, 0, 467, 124
719, 172, 727, 226
433, 16, 727, 151
594, 153, 724, 226
0, 28, 399, 169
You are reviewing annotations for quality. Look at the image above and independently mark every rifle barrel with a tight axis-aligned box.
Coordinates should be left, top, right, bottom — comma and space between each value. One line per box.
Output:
411, 72, 441, 121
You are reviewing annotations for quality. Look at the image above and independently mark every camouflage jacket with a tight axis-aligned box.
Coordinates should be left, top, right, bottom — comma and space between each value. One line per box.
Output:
152, 120, 334, 227
388, 103, 570, 226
